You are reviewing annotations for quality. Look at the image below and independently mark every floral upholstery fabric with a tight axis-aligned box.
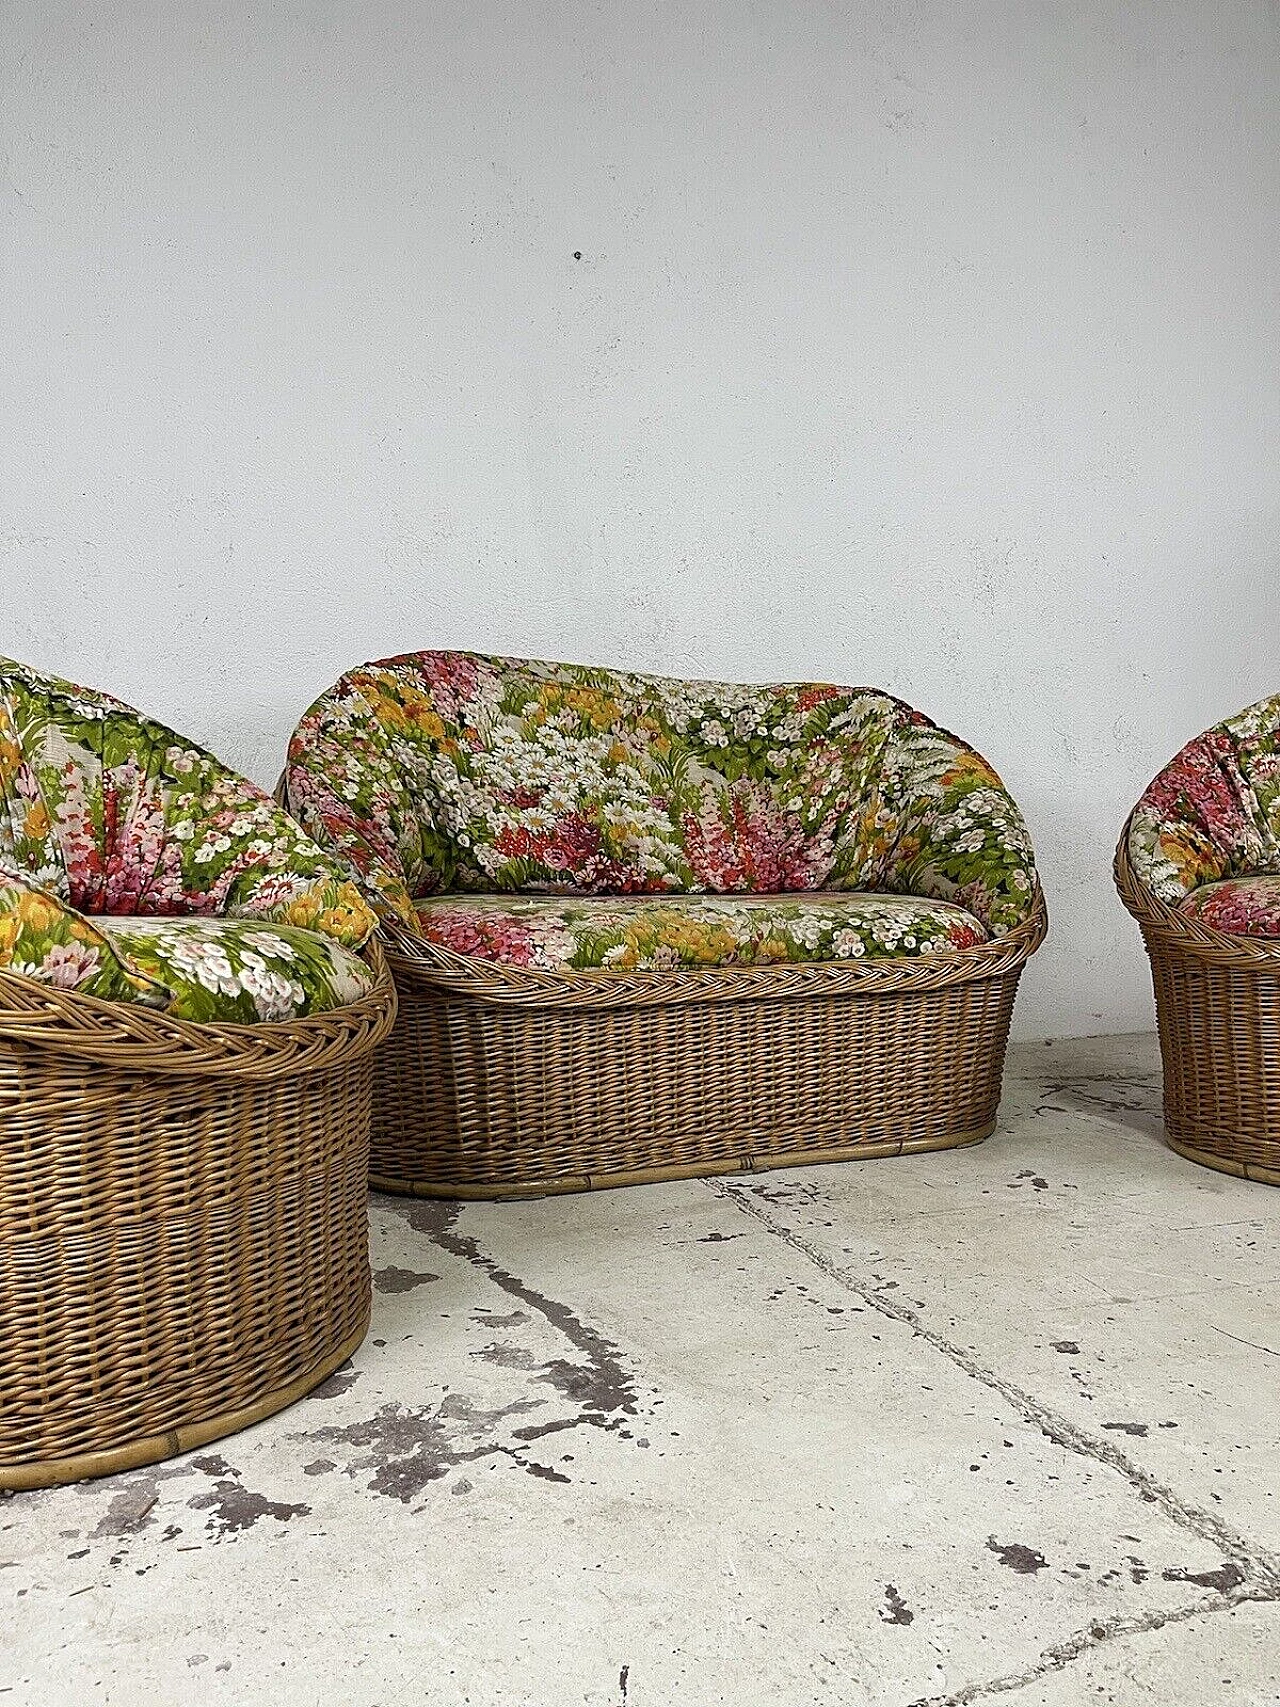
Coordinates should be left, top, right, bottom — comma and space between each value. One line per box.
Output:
0, 657, 378, 1019
415, 891, 989, 972
96, 917, 375, 1023
1179, 876, 1280, 938
285, 652, 1038, 959
1128, 694, 1280, 912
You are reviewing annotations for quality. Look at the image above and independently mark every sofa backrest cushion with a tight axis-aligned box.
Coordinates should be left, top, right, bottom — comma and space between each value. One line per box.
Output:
287, 650, 1038, 933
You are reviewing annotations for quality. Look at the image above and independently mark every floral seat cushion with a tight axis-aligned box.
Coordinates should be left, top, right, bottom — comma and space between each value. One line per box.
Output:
1128, 693, 1280, 904
1179, 876, 1280, 938
0, 658, 379, 1017
286, 652, 1039, 957
96, 917, 375, 1023
415, 890, 989, 972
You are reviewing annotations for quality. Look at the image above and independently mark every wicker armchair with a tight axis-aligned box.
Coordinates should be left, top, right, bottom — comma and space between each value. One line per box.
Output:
284, 651, 1046, 1197
1116, 692, 1280, 1183
0, 659, 397, 1487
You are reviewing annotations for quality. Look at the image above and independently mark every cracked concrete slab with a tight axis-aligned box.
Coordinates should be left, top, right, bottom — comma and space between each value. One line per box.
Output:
3, 1033, 1279, 1705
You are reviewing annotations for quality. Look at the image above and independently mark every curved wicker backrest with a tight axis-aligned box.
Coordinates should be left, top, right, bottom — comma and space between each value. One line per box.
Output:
285, 650, 1039, 935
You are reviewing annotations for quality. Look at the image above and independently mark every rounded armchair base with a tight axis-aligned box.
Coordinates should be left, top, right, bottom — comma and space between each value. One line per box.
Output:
1116, 830, 1280, 1188
370, 904, 1045, 1198
0, 947, 396, 1488
0, 1316, 368, 1492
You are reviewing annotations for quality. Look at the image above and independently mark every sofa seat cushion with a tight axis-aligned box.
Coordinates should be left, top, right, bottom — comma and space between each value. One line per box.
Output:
413, 890, 990, 973
1179, 875, 1280, 938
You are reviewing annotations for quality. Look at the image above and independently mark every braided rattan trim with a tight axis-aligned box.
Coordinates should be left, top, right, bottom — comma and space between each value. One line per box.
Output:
369, 1125, 995, 1200
0, 938, 398, 1077
381, 889, 1048, 1011
1115, 822, 1280, 972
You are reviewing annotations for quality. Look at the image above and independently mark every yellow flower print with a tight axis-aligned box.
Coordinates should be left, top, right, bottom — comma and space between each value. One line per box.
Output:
17, 890, 60, 934
941, 752, 1001, 789
23, 801, 50, 842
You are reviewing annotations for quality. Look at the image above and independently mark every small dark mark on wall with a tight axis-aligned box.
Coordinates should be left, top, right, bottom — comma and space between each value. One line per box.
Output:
1101, 1421, 1149, 1438
1051, 1341, 1080, 1354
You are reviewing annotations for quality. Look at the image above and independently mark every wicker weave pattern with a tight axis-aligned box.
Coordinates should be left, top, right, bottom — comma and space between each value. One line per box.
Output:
1116, 829, 1280, 1183
370, 901, 1046, 1197
0, 943, 397, 1488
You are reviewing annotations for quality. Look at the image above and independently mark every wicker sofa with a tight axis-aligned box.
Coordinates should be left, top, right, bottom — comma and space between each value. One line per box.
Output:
1116, 692, 1280, 1183
284, 651, 1046, 1197
0, 658, 397, 1487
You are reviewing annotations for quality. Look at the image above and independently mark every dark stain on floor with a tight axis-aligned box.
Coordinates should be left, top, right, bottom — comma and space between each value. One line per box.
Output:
879, 1583, 915, 1625
374, 1266, 440, 1295
396, 1198, 642, 1431
305, 1394, 550, 1503
1162, 1560, 1247, 1594
185, 1455, 309, 1539
307, 1363, 363, 1402
987, 1537, 1049, 1574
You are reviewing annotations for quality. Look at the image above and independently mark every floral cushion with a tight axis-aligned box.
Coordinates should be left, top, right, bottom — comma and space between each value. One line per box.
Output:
97, 917, 375, 1023
1179, 876, 1280, 938
415, 891, 989, 972
0, 657, 379, 1017
286, 652, 1038, 949
1128, 694, 1280, 902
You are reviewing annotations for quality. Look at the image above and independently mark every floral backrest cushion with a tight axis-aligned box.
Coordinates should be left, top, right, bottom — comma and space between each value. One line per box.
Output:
0, 657, 377, 966
287, 652, 1038, 935
1128, 693, 1280, 902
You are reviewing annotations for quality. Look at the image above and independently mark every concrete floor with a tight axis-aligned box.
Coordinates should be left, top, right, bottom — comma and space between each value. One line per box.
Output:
5, 1032, 1280, 1707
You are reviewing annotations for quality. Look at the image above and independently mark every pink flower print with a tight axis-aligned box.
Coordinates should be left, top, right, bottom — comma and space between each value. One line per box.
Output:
32, 940, 101, 989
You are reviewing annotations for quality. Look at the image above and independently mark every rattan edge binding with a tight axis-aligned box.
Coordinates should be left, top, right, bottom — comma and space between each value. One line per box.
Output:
1114, 821, 1280, 972
0, 1315, 370, 1492
1165, 1135, 1280, 1187
370, 1122, 996, 1200
0, 937, 398, 1077
379, 888, 1049, 1012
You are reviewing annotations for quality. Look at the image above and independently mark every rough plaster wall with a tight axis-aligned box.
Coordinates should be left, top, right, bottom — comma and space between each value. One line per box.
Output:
4, 1, 1279, 1038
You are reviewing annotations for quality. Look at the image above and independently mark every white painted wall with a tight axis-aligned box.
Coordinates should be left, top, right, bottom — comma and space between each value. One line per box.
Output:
4, 1, 1279, 1038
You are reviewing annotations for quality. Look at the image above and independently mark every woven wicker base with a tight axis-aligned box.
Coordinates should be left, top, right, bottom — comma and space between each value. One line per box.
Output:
1116, 829, 1280, 1188
0, 946, 396, 1487
0, 1316, 369, 1492
370, 901, 1045, 1197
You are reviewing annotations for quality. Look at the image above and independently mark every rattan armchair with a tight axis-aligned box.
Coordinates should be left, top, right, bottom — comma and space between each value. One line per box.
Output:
1117, 692, 1280, 1183
0, 659, 397, 1487
284, 651, 1046, 1197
